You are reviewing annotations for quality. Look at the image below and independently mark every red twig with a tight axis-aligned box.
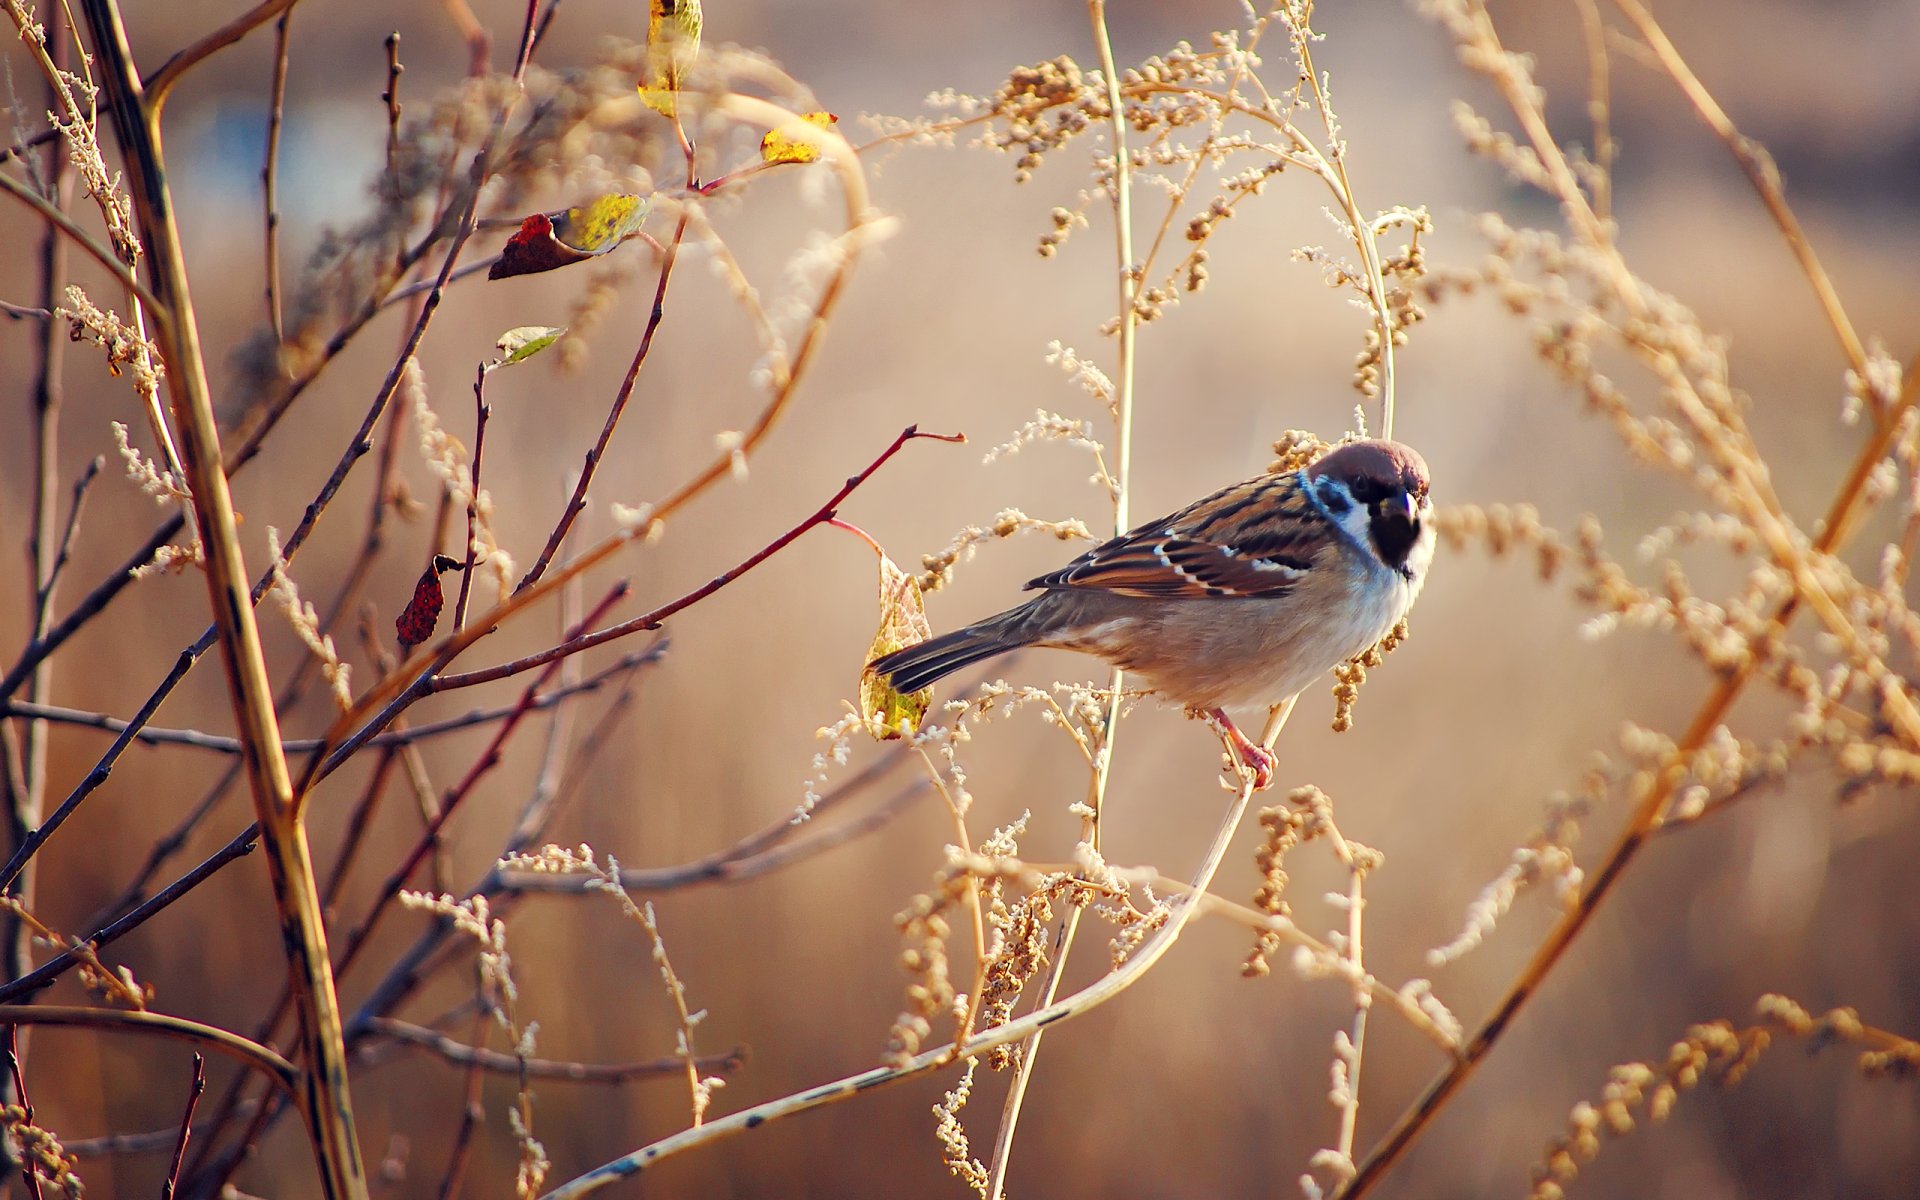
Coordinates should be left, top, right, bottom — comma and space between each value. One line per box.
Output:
443, 425, 964, 693
332, 583, 633, 977
452, 362, 492, 631
4, 1026, 41, 1200
516, 213, 691, 593
160, 1053, 206, 1200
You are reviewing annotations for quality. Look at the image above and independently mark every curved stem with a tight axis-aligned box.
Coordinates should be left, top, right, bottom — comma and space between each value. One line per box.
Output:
540, 721, 1280, 1199
0, 1006, 297, 1097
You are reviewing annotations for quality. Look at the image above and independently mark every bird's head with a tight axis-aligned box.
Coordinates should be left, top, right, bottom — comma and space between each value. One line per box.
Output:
1305, 438, 1434, 578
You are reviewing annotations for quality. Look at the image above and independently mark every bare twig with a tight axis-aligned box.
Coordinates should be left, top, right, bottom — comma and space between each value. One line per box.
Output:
539, 716, 1283, 1198
144, 0, 301, 112
4, 1025, 41, 1200
263, 9, 292, 347
0, 1007, 297, 1097
160, 1054, 207, 1200
987, 6, 1137, 1190
368, 1018, 745, 1084
1609, 0, 1865, 376
324, 426, 960, 773
516, 213, 690, 592
0, 828, 259, 1004
2, 650, 653, 753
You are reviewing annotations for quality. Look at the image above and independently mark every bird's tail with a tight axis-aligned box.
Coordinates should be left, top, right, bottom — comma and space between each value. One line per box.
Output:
867, 607, 1031, 693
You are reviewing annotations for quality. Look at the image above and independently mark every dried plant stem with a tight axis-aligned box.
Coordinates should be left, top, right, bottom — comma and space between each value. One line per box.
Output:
0, 1006, 296, 1096
144, 0, 300, 112
517, 212, 691, 592
160, 1054, 207, 1200
313, 94, 877, 769
915, 747, 989, 1048
0, 166, 158, 311
539, 708, 1286, 1199
1572, 0, 1614, 224
1609, 0, 1864, 375
368, 1017, 742, 1083
451, 363, 493, 631
263, 8, 291, 347
1289, 21, 1398, 437
7, 31, 76, 1006
1333, 843, 1369, 1178
77, 1, 366, 1194
1342, 347, 1920, 1197
986, 7, 1137, 1193
1181, 889, 1456, 1055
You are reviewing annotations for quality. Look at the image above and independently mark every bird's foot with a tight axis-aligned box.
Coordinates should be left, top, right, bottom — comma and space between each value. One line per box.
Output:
1199, 707, 1276, 791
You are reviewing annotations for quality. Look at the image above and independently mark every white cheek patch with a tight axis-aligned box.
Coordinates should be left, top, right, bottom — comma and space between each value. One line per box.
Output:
1332, 496, 1376, 554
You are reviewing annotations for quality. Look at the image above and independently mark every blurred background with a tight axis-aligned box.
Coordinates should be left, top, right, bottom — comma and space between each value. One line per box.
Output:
2, 0, 1917, 1196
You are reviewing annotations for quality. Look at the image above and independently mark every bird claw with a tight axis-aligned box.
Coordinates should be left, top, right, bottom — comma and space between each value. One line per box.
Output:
1197, 708, 1276, 791
1237, 741, 1277, 791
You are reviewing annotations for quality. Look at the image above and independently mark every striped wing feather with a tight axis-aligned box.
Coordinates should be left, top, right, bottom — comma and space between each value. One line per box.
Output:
1026, 473, 1321, 600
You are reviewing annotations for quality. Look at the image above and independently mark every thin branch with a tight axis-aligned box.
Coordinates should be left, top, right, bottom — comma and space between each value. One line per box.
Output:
65, 1102, 259, 1159
538, 722, 1281, 1199
4, 1025, 41, 1200
31, 458, 101, 621
502, 776, 926, 895
308, 93, 879, 770
987, 8, 1137, 1190
331, 585, 633, 979
144, 0, 300, 112
366, 1017, 745, 1084
0, 827, 259, 1004
0, 166, 161, 312
160, 1053, 206, 1200
0, 1006, 297, 1097
1, 648, 654, 753
516, 214, 689, 592
263, 8, 292, 346
0, 298, 51, 320
1341, 345, 1920, 1196
1609, 0, 1865, 376
326, 426, 960, 770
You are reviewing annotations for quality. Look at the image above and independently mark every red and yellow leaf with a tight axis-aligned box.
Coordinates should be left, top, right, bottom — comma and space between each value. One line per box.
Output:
488, 195, 650, 280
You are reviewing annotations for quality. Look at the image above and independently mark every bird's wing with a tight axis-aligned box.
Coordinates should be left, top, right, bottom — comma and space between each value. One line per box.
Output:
1026, 473, 1324, 599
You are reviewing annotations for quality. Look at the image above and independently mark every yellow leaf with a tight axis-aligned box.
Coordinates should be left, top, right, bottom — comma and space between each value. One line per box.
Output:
555, 194, 648, 254
760, 111, 840, 165
641, 0, 701, 113
492, 326, 566, 368
859, 553, 932, 739
638, 87, 679, 118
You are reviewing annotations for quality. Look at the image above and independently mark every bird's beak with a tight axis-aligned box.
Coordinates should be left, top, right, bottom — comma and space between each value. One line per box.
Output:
1377, 492, 1416, 527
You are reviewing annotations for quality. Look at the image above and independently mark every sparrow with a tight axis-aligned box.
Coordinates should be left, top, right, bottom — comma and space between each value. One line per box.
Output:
867, 438, 1435, 789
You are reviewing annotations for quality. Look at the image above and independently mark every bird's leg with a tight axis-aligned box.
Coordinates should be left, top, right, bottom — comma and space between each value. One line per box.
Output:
1198, 707, 1275, 791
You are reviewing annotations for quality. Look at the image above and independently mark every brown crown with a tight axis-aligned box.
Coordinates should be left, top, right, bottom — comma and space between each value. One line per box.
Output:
1307, 438, 1431, 499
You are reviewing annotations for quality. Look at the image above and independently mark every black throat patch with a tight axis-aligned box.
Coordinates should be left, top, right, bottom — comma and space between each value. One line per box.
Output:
1368, 504, 1420, 573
